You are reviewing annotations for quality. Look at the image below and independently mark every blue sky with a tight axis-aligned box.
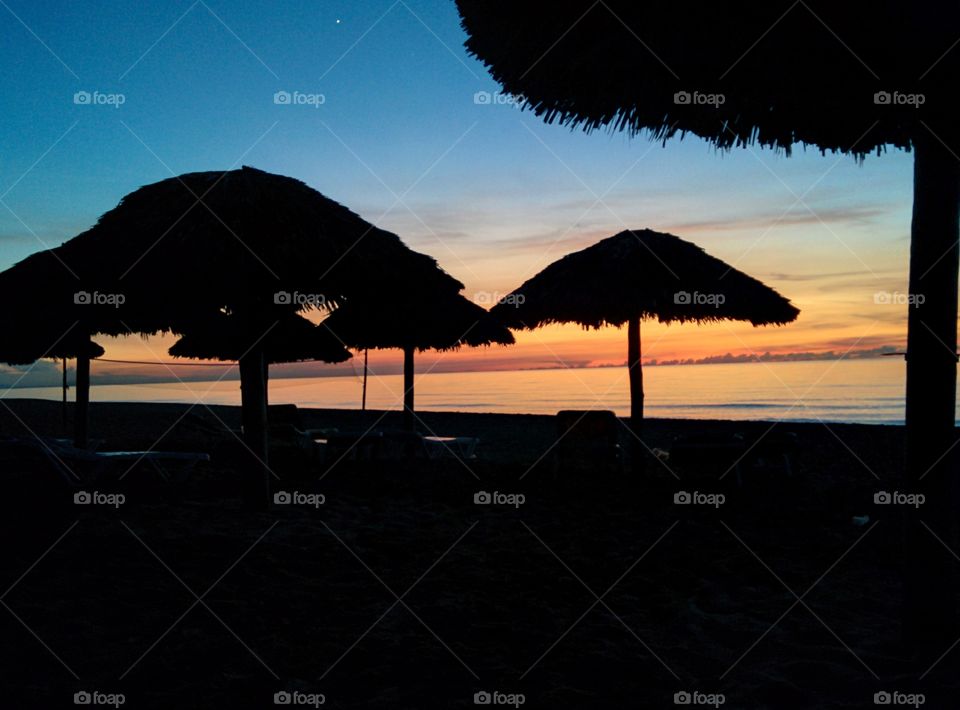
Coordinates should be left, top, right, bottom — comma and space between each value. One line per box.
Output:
0, 0, 919, 384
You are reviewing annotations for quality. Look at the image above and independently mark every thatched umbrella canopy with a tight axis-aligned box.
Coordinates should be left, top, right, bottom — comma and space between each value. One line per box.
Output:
491, 229, 798, 428
0, 327, 104, 367
0, 248, 126, 361
0, 167, 461, 504
458, 2, 959, 649
48, 165, 461, 329
457, 2, 955, 153
169, 311, 350, 364
324, 294, 514, 429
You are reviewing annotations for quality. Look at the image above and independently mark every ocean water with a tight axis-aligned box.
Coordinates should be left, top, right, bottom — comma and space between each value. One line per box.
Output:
3, 358, 953, 425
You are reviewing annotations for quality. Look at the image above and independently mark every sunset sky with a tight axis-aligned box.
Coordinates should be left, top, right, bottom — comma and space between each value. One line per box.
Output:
0, 0, 917, 386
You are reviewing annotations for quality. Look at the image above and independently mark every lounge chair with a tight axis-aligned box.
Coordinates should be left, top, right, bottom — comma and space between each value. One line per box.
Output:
551, 410, 624, 473
0, 436, 209, 488
268, 404, 333, 438
422, 435, 479, 461
321, 430, 421, 462
317, 429, 479, 464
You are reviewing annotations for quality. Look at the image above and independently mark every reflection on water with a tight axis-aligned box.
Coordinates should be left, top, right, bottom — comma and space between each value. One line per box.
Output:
3, 358, 955, 425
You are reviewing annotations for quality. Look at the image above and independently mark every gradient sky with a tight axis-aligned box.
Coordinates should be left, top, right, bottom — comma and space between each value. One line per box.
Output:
0, 0, 919, 385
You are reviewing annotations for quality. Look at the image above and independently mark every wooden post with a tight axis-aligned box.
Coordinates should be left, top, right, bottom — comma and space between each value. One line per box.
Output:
403, 345, 415, 432
239, 347, 270, 509
74, 348, 90, 449
627, 316, 644, 471
903, 133, 960, 657
62, 357, 68, 433
362, 348, 369, 411
628, 316, 644, 427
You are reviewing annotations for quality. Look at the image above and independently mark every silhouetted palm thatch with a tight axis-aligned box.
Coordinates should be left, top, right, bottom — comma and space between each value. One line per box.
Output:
0, 323, 104, 366
169, 312, 350, 365
457, 1, 957, 157
492, 230, 798, 329
0, 166, 462, 345
491, 230, 798, 429
52, 165, 461, 333
324, 295, 515, 352
0, 249, 117, 365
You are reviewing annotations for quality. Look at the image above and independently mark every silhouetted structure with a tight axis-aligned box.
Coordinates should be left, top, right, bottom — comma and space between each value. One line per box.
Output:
491, 229, 798, 449
325, 294, 513, 430
169, 309, 350, 502
0, 248, 113, 448
458, 1, 959, 654
169, 310, 349, 365
0, 166, 460, 505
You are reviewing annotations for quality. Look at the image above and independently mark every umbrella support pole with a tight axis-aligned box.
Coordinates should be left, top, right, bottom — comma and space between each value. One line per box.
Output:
239, 349, 270, 510
627, 316, 645, 472
74, 349, 90, 449
362, 348, 369, 412
62, 357, 68, 434
403, 346, 415, 432
903, 133, 960, 658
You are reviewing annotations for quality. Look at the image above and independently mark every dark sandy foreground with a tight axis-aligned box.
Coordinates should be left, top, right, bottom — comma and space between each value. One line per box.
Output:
0, 399, 954, 709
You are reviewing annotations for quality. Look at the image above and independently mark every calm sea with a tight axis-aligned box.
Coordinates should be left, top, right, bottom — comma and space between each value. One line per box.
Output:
4, 358, 955, 425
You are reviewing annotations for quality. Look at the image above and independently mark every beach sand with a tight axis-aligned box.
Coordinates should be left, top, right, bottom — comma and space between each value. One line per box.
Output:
0, 399, 950, 708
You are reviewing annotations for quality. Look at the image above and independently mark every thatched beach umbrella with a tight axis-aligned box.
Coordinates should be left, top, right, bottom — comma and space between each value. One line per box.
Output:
324, 294, 514, 430
491, 230, 798, 432
38, 166, 460, 330
0, 167, 460, 502
0, 323, 105, 447
169, 308, 351, 447
170, 310, 349, 497
457, 0, 959, 649
169, 311, 350, 366
0, 247, 120, 447
0, 326, 105, 367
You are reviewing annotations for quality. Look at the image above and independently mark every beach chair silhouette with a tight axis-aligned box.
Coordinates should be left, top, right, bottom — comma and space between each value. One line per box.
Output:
0, 436, 209, 488
552, 410, 623, 473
